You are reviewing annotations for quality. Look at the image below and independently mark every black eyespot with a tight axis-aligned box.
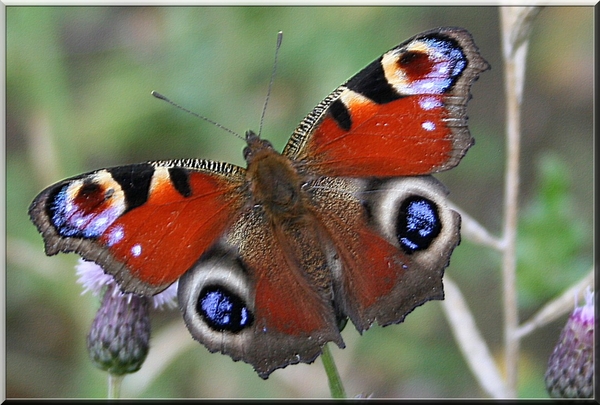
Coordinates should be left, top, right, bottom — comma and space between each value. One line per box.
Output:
49, 183, 108, 238
197, 286, 253, 333
397, 196, 441, 254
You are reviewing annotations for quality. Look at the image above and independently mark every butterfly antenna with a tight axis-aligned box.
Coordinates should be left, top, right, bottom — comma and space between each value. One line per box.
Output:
257, 31, 283, 138
151, 91, 244, 141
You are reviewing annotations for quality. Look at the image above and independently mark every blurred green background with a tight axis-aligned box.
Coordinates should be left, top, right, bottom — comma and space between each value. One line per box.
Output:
6, 6, 593, 398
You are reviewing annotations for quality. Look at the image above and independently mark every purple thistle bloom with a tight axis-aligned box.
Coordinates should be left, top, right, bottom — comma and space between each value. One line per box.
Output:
87, 286, 151, 375
76, 259, 178, 375
545, 289, 595, 398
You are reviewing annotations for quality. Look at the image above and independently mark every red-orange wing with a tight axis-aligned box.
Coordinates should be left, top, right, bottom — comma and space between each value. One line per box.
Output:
283, 27, 489, 178
28, 160, 247, 295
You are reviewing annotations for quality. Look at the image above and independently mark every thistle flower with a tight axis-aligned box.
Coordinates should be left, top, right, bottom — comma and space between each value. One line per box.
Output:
87, 286, 151, 375
544, 289, 595, 398
76, 259, 178, 376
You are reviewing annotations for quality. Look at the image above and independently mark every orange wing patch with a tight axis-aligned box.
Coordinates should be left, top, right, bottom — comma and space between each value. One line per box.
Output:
102, 171, 245, 291
303, 92, 454, 178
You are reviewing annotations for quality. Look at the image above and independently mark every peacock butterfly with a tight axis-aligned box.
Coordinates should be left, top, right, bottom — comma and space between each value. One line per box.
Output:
28, 27, 489, 379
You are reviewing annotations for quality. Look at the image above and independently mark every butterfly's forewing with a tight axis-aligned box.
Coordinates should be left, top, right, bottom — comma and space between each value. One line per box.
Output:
28, 160, 246, 295
283, 27, 489, 178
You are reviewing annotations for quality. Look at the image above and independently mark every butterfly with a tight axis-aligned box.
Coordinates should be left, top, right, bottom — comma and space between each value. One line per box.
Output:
29, 27, 489, 379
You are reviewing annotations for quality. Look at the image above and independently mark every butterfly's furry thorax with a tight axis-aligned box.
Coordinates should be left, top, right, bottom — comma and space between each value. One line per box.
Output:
244, 130, 307, 220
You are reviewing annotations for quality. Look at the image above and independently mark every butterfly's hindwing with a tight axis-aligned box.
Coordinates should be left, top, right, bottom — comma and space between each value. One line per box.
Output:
179, 204, 346, 379
358, 176, 461, 325
305, 175, 459, 329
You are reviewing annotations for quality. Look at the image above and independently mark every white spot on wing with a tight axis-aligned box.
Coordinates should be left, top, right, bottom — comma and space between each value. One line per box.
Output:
131, 244, 142, 257
422, 121, 436, 131
106, 225, 124, 246
419, 96, 442, 110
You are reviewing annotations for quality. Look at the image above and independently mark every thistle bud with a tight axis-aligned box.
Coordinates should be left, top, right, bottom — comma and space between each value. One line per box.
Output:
544, 289, 594, 398
76, 259, 178, 376
87, 287, 151, 375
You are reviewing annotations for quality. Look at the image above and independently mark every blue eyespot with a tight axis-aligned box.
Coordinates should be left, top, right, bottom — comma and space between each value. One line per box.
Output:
397, 196, 441, 254
404, 37, 466, 95
198, 286, 253, 333
50, 183, 120, 239
50, 185, 81, 237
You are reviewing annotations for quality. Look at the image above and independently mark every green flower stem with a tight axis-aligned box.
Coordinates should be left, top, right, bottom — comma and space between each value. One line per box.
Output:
321, 343, 346, 399
108, 374, 123, 399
